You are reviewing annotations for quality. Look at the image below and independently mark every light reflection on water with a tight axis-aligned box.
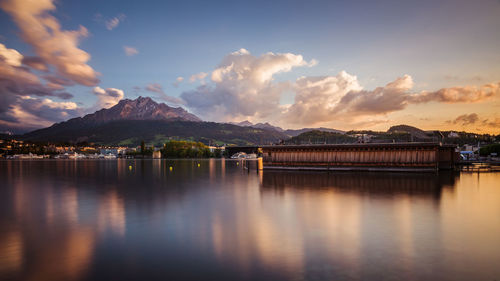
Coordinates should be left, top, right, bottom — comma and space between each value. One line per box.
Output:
0, 159, 499, 281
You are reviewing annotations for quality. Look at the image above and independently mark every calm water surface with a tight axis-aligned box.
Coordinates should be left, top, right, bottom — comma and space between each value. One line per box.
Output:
0, 159, 499, 281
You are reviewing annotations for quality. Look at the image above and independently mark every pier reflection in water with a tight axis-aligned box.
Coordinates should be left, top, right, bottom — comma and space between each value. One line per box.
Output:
0, 160, 499, 281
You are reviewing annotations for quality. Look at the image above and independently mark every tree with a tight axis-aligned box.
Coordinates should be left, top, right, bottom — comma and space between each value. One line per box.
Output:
479, 144, 500, 156
141, 140, 145, 155
214, 149, 222, 158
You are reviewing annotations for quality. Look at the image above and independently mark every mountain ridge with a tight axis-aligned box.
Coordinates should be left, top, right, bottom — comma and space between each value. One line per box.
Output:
228, 120, 345, 136
81, 96, 201, 123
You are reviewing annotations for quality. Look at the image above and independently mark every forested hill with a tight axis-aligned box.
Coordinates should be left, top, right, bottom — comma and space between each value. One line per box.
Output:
22, 120, 288, 146
285, 130, 357, 144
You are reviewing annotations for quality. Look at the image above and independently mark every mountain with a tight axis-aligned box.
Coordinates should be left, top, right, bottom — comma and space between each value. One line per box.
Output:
81, 96, 201, 123
22, 97, 289, 146
229, 120, 284, 132
230, 120, 254, 127
252, 122, 285, 132
229, 120, 344, 136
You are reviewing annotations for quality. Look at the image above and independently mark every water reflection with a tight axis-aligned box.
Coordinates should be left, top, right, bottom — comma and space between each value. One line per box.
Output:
0, 231, 23, 274
261, 171, 458, 199
0, 160, 499, 281
258, 171, 454, 279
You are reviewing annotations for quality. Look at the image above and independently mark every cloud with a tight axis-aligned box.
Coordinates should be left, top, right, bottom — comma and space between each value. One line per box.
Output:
181, 48, 314, 121
284, 72, 499, 126
482, 118, 500, 130
43, 75, 75, 87
1, 0, 99, 86
0, 83, 124, 132
331, 74, 414, 116
0, 96, 81, 132
172, 76, 183, 87
179, 49, 498, 127
105, 14, 125, 30
94, 13, 126, 30
189, 72, 207, 83
21, 56, 48, 71
0, 4, 129, 132
56, 92, 74, 100
93, 87, 124, 109
410, 83, 499, 103
145, 83, 162, 94
443, 113, 500, 133
123, 46, 138, 56
0, 17, 97, 131
0, 43, 23, 66
307, 59, 318, 67
449, 113, 479, 126
0, 43, 71, 101
284, 71, 363, 124
145, 83, 184, 105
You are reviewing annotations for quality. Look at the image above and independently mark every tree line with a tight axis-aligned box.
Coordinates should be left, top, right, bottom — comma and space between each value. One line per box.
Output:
129, 140, 224, 158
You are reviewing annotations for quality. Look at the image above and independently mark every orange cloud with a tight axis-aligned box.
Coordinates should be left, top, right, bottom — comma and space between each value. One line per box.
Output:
1, 0, 99, 86
411, 83, 499, 103
448, 113, 479, 126
285, 74, 499, 126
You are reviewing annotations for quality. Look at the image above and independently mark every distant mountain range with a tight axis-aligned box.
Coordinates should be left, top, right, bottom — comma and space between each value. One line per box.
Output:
229, 120, 345, 137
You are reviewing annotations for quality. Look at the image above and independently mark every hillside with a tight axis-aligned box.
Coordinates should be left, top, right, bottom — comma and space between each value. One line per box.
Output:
285, 130, 356, 144
229, 120, 344, 136
74, 96, 201, 124
284, 127, 345, 137
387, 125, 432, 140
22, 120, 288, 146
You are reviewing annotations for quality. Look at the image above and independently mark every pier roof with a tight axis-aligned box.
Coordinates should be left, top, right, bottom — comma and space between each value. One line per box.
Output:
262, 143, 456, 150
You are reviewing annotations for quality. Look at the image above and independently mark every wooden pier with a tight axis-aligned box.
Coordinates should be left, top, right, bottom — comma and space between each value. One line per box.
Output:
261, 143, 458, 172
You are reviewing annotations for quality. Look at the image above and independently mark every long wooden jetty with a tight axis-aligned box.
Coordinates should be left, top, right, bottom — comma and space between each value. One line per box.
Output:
261, 143, 458, 172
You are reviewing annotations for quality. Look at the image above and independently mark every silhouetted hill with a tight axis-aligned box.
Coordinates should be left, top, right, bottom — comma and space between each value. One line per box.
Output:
285, 130, 356, 144
284, 127, 345, 137
229, 120, 344, 136
388, 124, 431, 140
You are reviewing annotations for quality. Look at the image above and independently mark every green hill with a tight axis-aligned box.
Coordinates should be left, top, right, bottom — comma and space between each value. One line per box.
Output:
22, 120, 288, 146
285, 130, 357, 144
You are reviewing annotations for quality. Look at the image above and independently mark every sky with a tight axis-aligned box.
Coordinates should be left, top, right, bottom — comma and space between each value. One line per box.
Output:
0, 0, 499, 134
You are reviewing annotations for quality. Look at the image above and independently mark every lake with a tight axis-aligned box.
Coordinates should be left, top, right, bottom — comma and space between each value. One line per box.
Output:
0, 159, 499, 281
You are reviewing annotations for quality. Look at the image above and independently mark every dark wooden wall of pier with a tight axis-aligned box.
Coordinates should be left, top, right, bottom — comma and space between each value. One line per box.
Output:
262, 143, 457, 171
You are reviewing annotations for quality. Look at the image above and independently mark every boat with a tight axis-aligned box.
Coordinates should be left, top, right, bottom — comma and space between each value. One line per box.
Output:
230, 152, 258, 159
104, 153, 117, 159
231, 152, 248, 159
246, 153, 257, 159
